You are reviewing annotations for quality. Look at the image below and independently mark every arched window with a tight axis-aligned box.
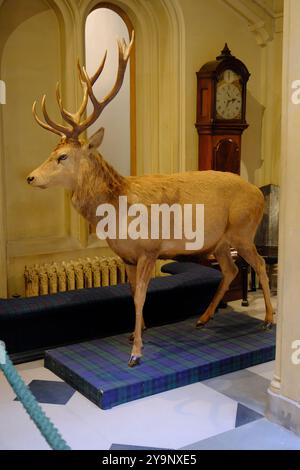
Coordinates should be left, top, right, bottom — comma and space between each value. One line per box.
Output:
85, 3, 136, 176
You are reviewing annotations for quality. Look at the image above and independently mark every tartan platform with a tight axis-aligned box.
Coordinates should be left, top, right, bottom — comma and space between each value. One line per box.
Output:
45, 312, 276, 410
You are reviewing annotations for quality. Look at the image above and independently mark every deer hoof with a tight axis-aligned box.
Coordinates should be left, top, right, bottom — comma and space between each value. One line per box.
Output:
196, 321, 206, 329
128, 355, 141, 367
262, 321, 273, 330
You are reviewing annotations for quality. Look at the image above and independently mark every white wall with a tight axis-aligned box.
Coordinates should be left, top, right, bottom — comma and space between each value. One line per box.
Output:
0, 0, 283, 297
85, 8, 131, 176
267, 0, 300, 436
1, 8, 64, 242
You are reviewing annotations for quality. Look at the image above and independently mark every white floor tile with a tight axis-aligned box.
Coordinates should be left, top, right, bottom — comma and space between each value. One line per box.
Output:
1, 369, 238, 450
65, 382, 237, 449
247, 360, 275, 380
0, 402, 50, 450
16, 361, 63, 383
183, 418, 300, 450
16, 360, 44, 372
0, 291, 280, 450
42, 402, 111, 450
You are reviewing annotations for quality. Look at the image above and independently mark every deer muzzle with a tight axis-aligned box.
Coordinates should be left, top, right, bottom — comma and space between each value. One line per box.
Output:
27, 176, 35, 184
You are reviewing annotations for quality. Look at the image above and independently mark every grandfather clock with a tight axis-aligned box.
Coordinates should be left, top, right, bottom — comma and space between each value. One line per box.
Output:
195, 44, 250, 174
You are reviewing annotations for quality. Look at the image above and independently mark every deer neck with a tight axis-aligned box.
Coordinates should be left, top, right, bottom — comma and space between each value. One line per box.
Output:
71, 151, 127, 225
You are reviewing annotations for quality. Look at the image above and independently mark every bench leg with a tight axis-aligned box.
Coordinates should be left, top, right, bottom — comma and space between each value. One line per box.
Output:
251, 267, 256, 291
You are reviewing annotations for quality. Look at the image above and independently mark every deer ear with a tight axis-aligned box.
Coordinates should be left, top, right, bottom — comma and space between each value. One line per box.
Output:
87, 128, 105, 149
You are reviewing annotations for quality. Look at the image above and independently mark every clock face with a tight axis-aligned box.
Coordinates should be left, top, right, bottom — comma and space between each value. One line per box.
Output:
216, 70, 242, 120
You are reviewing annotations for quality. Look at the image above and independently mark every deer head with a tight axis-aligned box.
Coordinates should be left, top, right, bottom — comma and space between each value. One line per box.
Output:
27, 32, 134, 190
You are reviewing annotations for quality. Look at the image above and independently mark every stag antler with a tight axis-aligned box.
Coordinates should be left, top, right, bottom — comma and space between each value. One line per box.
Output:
32, 31, 134, 141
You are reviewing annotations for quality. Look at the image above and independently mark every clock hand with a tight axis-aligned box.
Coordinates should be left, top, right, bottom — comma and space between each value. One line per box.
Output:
228, 98, 237, 105
225, 97, 235, 108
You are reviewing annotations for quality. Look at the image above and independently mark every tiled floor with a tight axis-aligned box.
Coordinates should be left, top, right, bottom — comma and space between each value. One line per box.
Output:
1, 291, 299, 450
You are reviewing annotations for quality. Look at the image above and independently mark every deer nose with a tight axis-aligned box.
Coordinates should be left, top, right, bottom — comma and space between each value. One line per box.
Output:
27, 176, 35, 184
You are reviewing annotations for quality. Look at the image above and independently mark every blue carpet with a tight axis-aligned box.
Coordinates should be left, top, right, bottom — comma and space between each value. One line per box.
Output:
45, 312, 276, 409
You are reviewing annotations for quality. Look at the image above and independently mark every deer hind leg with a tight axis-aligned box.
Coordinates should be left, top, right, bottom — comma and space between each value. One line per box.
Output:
128, 256, 156, 367
196, 241, 238, 328
126, 264, 147, 343
235, 243, 274, 328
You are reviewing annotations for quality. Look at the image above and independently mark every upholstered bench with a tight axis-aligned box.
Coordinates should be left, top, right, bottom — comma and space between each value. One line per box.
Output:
0, 262, 222, 363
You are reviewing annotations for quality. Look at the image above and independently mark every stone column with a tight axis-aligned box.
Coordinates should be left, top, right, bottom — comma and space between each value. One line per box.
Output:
266, 0, 300, 435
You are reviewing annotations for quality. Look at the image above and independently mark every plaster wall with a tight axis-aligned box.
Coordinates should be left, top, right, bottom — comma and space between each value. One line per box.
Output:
0, 0, 283, 296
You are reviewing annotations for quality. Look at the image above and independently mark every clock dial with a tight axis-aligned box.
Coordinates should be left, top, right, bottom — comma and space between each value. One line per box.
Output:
216, 83, 242, 120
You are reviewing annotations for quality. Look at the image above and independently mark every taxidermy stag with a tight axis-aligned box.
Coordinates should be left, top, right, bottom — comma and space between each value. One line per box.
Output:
27, 32, 274, 367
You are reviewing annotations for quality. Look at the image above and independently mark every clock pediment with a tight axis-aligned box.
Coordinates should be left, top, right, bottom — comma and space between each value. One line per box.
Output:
197, 44, 250, 83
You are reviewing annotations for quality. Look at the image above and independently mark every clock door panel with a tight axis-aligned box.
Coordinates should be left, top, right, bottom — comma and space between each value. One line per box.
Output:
198, 135, 214, 170
213, 138, 240, 174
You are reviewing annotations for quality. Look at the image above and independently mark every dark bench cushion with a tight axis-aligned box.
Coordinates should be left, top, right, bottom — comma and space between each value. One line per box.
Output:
0, 262, 222, 358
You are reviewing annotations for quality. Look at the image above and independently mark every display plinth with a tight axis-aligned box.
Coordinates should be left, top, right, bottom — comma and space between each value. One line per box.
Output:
45, 312, 275, 409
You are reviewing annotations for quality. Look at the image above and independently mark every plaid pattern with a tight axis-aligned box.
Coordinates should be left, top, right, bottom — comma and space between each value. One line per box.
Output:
45, 312, 276, 410
1, 264, 222, 355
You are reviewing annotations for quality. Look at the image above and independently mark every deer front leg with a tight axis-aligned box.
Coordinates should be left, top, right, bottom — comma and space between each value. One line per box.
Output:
126, 264, 147, 342
128, 256, 156, 368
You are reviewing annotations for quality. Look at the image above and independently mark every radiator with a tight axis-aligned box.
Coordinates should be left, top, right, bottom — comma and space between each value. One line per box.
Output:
24, 256, 170, 297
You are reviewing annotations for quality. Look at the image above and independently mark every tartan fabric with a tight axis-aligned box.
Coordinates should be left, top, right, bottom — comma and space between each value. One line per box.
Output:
45, 311, 276, 410
0, 263, 222, 355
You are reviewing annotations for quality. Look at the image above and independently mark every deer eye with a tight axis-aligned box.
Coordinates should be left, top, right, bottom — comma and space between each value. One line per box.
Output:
57, 154, 68, 163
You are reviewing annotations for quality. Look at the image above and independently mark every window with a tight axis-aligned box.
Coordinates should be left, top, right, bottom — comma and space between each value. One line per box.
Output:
85, 5, 136, 177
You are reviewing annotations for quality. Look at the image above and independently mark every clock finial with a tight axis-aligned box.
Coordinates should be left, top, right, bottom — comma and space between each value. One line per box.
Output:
217, 43, 234, 60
